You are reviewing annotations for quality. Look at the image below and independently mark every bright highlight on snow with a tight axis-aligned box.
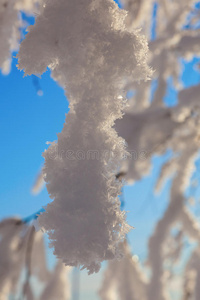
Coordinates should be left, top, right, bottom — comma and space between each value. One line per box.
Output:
17, 0, 151, 273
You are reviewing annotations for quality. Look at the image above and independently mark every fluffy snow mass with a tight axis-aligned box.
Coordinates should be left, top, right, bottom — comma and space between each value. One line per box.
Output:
18, 0, 151, 273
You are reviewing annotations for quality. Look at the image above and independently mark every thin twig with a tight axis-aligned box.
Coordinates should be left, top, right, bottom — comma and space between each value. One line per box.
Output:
22, 208, 45, 224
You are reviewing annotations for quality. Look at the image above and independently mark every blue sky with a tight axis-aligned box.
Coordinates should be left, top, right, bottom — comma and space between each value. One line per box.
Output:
0, 60, 68, 219
0, 3, 200, 300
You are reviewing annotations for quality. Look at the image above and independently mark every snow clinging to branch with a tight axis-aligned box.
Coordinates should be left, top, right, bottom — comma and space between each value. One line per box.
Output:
17, 0, 151, 273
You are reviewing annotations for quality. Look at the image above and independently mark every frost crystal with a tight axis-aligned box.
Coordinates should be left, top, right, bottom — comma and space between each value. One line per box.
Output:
18, 0, 151, 273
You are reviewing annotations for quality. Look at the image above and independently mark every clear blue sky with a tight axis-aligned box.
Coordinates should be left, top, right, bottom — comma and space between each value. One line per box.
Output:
0, 4, 200, 300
